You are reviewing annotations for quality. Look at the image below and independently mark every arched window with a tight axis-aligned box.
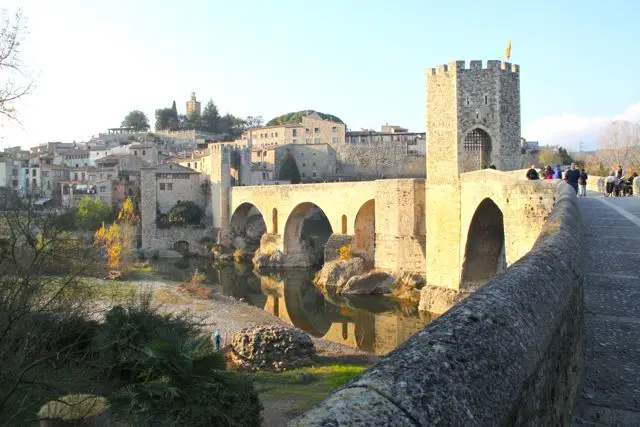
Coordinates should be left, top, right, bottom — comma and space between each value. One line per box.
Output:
341, 215, 347, 234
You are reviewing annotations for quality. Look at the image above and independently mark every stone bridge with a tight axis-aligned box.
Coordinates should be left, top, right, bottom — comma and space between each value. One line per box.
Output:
228, 170, 557, 291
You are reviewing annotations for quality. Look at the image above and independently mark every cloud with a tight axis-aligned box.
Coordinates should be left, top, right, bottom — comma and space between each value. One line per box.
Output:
523, 102, 640, 151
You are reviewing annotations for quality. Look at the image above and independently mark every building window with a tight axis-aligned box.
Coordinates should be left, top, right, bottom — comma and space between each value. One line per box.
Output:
100, 186, 106, 192
332, 126, 337, 133
292, 129, 298, 137
301, 173, 306, 177
32, 169, 36, 177
142, 150, 146, 155
484, 95, 488, 105
195, 162, 198, 169
465, 95, 470, 106
305, 138, 311, 144
314, 138, 321, 144
292, 139, 297, 144
312, 172, 316, 177
314, 128, 319, 133
275, 132, 278, 137
167, 183, 173, 190
188, 163, 191, 168
159, 183, 165, 190
302, 163, 306, 167
134, 150, 138, 155
312, 162, 316, 166
332, 136, 338, 144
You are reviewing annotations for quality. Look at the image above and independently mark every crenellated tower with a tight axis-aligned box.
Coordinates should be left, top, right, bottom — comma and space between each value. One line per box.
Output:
425, 60, 521, 289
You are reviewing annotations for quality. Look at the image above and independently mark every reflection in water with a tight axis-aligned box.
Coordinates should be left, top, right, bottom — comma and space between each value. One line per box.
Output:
149, 258, 436, 355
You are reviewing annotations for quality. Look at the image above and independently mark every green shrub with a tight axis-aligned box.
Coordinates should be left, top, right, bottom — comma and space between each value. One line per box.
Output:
168, 201, 203, 226
77, 197, 112, 231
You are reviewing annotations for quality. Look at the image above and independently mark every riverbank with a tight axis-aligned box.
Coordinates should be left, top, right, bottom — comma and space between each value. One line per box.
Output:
90, 277, 378, 426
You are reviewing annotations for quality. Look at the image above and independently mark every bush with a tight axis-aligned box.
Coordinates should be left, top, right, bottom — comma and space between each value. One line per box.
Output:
96, 294, 262, 426
169, 201, 203, 226
77, 197, 112, 231
338, 245, 352, 261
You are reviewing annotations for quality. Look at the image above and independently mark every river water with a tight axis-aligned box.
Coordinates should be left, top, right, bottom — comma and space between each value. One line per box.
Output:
149, 258, 437, 355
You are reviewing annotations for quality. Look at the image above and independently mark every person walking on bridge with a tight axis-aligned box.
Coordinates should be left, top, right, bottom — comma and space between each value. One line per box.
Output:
526, 165, 540, 180
552, 164, 563, 179
578, 168, 588, 197
565, 163, 581, 193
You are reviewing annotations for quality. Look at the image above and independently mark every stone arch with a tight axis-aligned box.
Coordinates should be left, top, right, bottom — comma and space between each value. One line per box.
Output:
462, 127, 493, 172
352, 200, 375, 266
272, 208, 278, 234
461, 198, 505, 291
173, 240, 190, 255
341, 215, 347, 234
230, 202, 267, 251
283, 202, 333, 266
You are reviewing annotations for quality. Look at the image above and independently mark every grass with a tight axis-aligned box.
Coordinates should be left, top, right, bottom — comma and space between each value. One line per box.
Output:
78, 278, 138, 303
250, 363, 368, 419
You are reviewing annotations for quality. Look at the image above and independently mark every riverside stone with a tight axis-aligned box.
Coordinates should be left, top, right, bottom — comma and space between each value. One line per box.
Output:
313, 257, 366, 293
341, 271, 395, 295
230, 325, 315, 371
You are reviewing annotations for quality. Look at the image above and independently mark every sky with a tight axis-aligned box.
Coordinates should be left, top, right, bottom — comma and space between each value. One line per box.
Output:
2, 0, 640, 151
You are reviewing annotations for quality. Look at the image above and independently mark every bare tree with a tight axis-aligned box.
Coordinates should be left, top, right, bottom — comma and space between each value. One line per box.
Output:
597, 120, 640, 172
0, 192, 99, 425
1, 8, 34, 122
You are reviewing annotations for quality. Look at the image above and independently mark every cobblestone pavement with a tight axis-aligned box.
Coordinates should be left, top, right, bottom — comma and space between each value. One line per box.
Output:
573, 194, 640, 426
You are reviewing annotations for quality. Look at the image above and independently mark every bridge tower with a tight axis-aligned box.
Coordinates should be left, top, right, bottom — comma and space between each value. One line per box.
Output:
425, 60, 520, 290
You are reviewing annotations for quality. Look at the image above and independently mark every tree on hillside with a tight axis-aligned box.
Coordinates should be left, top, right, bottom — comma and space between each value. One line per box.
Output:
598, 120, 640, 171
170, 100, 178, 123
121, 110, 150, 131
243, 115, 263, 131
200, 99, 220, 133
1, 8, 34, 121
278, 149, 301, 184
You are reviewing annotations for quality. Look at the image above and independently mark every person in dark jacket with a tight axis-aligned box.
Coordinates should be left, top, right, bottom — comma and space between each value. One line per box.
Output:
578, 168, 588, 197
565, 163, 581, 193
552, 164, 563, 179
526, 165, 539, 180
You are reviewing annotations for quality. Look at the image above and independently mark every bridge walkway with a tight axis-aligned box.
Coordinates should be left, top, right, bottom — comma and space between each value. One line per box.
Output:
573, 194, 640, 426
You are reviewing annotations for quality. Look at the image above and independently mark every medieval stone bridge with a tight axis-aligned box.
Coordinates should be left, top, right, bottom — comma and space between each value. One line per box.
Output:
228, 169, 557, 291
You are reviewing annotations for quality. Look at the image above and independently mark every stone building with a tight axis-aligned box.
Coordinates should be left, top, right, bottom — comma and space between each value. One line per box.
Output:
243, 112, 345, 148
128, 143, 158, 164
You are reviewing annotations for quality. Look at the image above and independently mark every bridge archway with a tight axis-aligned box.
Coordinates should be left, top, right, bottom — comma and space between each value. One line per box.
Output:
462, 127, 492, 172
352, 200, 375, 266
461, 198, 505, 291
284, 202, 333, 265
230, 202, 267, 251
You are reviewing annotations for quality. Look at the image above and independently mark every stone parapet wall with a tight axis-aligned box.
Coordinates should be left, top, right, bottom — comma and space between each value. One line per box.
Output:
291, 183, 584, 426
335, 143, 425, 179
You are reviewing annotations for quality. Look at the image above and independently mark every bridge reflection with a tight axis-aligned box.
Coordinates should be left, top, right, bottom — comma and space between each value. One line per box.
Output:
216, 265, 436, 355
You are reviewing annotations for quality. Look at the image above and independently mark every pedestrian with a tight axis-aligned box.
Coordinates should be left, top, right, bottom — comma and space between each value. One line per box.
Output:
526, 165, 540, 180
615, 165, 623, 179
545, 165, 553, 179
213, 330, 222, 351
578, 168, 588, 197
565, 162, 581, 193
552, 164, 563, 179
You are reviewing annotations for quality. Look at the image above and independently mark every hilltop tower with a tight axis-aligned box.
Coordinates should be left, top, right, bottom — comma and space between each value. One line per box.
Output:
425, 60, 520, 289
186, 92, 201, 116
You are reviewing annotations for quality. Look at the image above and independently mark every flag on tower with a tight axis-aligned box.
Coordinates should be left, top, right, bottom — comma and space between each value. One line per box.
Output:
506, 39, 512, 60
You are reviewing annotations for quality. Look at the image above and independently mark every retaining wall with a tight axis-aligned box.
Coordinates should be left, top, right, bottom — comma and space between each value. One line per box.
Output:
291, 183, 584, 426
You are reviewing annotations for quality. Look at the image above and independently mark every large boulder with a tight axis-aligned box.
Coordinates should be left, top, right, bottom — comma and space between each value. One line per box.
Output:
341, 271, 395, 295
313, 257, 366, 293
253, 249, 284, 269
230, 325, 315, 371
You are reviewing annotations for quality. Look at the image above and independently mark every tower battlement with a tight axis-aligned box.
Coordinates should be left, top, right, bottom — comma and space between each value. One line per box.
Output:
428, 60, 519, 75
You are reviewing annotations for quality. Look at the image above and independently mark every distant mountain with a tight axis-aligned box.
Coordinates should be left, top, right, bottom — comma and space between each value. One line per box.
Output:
266, 110, 345, 127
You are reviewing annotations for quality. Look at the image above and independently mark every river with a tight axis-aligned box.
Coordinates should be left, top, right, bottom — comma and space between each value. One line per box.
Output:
149, 258, 437, 355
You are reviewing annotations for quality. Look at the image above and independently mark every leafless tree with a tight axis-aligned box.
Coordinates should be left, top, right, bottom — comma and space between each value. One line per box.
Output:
1, 8, 34, 122
0, 192, 99, 425
597, 120, 640, 173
